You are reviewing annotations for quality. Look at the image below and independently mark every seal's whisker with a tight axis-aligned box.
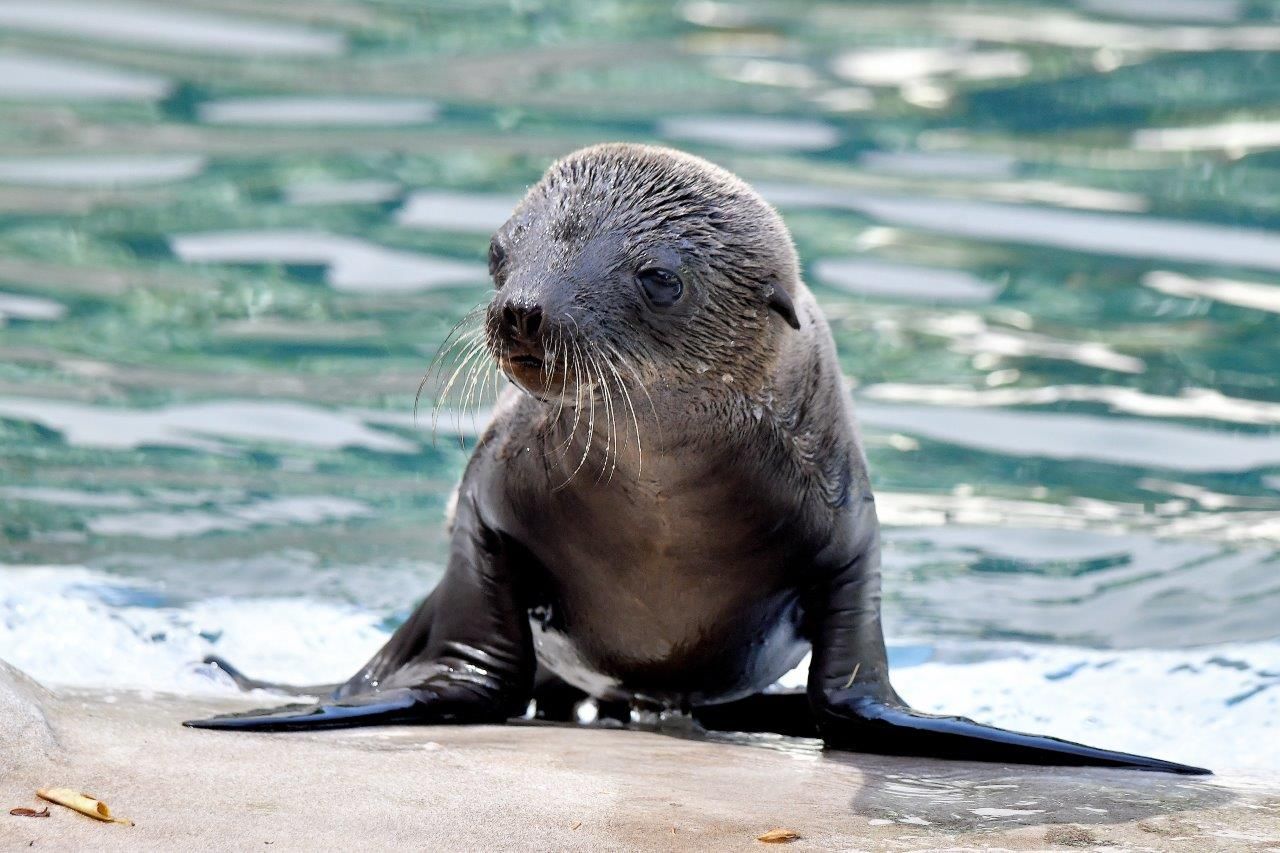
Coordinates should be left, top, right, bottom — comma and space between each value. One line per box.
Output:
547, 327, 570, 430
589, 347, 615, 484
598, 348, 621, 484
601, 341, 642, 478
418, 302, 488, 410
557, 338, 587, 461
561, 348, 598, 489
463, 323, 498, 412
416, 324, 485, 430
434, 335, 491, 441
430, 332, 486, 431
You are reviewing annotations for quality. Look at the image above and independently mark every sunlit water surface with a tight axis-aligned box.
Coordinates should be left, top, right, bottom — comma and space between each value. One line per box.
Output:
0, 0, 1278, 772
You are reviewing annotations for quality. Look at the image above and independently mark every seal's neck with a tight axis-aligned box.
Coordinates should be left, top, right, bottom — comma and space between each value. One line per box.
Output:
530, 378, 773, 486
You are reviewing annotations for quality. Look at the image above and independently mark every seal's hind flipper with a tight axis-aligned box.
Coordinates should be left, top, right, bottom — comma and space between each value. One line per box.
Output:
819, 697, 1210, 775
202, 656, 340, 698
693, 691, 818, 738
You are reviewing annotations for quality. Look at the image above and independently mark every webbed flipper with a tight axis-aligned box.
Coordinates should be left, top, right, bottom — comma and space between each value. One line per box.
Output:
185, 493, 536, 732
817, 695, 1210, 774
806, 515, 1211, 775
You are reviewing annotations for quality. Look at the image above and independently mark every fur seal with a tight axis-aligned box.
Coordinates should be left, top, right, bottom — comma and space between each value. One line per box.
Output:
187, 143, 1206, 775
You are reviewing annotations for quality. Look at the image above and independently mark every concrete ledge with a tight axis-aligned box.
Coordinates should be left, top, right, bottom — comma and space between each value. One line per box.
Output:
3, 665, 1278, 851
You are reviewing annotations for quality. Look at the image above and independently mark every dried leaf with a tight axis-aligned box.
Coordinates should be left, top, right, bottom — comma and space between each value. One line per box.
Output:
36, 789, 133, 826
757, 828, 800, 843
9, 807, 50, 818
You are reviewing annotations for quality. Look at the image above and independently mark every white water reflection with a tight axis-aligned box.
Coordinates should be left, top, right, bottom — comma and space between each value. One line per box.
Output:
1144, 270, 1280, 315
0, 52, 170, 101
284, 181, 401, 206
812, 257, 998, 302
394, 191, 519, 232
831, 46, 1030, 87
170, 231, 485, 293
0, 487, 144, 509
200, 98, 438, 126
917, 313, 1146, 374
0, 1, 344, 56
877, 488, 1280, 546
762, 183, 1280, 272
658, 115, 839, 151
925, 9, 1280, 51
857, 401, 1280, 472
863, 383, 1280, 426
0, 156, 205, 187
0, 398, 416, 454
0, 292, 66, 322
87, 496, 373, 539
856, 150, 1017, 179
1077, 0, 1242, 24
1134, 120, 1280, 153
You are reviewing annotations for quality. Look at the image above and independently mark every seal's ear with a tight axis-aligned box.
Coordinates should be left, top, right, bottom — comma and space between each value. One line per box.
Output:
767, 281, 801, 330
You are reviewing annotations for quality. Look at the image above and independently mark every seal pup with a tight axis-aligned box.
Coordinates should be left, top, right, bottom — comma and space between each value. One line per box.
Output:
187, 144, 1206, 775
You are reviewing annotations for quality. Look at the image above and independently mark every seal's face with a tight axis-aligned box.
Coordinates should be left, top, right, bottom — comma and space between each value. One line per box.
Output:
484, 143, 801, 404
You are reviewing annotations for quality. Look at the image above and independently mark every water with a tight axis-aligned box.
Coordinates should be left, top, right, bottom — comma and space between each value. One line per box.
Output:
0, 0, 1278, 772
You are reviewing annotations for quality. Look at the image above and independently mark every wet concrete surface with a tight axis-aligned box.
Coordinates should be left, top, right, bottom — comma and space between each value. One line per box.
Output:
3, 664, 1278, 851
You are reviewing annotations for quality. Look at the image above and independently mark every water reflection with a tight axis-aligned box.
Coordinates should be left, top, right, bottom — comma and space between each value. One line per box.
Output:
0, 52, 170, 100
0, 397, 417, 453
659, 115, 840, 151
813, 257, 998, 302
858, 401, 1280, 472
0, 1, 343, 55
200, 99, 439, 126
170, 231, 485, 293
762, 184, 1280, 271
394, 191, 519, 232
0, 156, 205, 187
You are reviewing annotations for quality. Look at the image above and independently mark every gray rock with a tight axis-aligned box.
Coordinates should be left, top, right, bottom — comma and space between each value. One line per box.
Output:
0, 659, 58, 777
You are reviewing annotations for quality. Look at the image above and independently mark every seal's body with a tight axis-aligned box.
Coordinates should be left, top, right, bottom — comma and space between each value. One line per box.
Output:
188, 145, 1206, 775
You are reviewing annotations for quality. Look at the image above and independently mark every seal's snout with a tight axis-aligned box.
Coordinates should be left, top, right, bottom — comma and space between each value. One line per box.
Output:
500, 302, 544, 346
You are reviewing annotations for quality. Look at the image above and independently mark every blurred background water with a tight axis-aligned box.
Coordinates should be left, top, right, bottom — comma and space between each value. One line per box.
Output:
0, 0, 1278, 771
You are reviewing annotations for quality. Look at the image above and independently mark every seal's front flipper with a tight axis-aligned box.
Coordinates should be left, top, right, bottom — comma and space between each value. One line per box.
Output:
185, 688, 423, 731
183, 676, 515, 731
805, 534, 1210, 774
816, 696, 1210, 775
187, 492, 536, 733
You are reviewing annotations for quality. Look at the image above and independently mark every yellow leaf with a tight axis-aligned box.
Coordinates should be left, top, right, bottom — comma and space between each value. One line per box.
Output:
36, 788, 134, 826
757, 828, 799, 843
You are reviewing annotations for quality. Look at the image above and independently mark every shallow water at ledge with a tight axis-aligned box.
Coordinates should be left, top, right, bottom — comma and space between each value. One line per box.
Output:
0, 0, 1277, 769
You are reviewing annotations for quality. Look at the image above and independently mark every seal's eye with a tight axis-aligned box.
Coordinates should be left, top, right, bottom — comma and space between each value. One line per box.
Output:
637, 267, 683, 308
488, 239, 507, 288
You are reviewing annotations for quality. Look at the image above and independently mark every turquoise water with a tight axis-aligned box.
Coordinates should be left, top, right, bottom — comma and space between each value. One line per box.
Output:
0, 0, 1278, 769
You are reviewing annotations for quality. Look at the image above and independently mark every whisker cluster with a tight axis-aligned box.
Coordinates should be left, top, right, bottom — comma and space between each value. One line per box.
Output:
418, 304, 647, 487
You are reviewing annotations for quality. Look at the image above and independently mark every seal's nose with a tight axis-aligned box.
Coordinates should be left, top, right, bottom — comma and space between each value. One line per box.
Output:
500, 303, 543, 343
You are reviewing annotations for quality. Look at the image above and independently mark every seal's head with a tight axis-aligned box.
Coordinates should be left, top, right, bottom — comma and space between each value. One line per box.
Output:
485, 143, 802, 401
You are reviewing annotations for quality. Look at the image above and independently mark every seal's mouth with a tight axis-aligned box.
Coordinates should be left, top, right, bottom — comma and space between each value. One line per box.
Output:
508, 354, 543, 371
498, 348, 569, 399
